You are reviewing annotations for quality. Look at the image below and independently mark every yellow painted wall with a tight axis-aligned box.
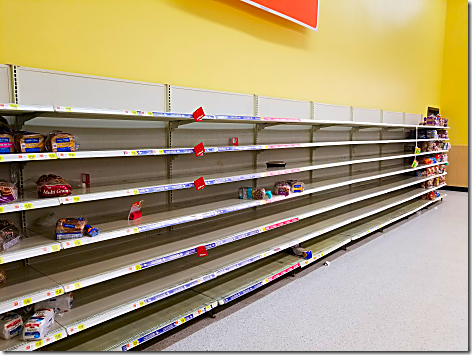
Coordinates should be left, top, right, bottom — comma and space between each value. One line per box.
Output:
440, 0, 468, 187
0, 0, 448, 116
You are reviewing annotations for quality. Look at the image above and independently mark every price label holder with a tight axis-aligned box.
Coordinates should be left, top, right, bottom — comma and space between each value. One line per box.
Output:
196, 245, 207, 257
194, 177, 206, 191
193, 107, 205, 122
194, 142, 205, 157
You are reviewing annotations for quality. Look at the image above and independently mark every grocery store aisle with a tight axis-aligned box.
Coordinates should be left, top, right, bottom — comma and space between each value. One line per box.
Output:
161, 191, 468, 351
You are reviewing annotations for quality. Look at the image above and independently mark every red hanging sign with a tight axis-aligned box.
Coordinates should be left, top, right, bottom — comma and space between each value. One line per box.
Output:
194, 142, 205, 157
196, 245, 207, 257
231, 137, 239, 146
194, 177, 206, 191
193, 107, 205, 122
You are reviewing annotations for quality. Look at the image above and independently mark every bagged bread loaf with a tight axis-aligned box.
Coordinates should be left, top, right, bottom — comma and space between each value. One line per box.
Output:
0, 118, 15, 154
45, 131, 77, 152
34, 293, 73, 314
274, 181, 291, 196
0, 312, 23, 339
14, 131, 45, 153
0, 181, 17, 205
36, 174, 72, 198
22, 309, 54, 340
0, 220, 20, 252
55, 218, 87, 240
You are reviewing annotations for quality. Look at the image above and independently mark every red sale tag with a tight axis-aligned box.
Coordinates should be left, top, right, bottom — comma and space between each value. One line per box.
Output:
231, 137, 239, 146
193, 107, 205, 121
196, 245, 207, 257
194, 142, 205, 157
194, 177, 206, 191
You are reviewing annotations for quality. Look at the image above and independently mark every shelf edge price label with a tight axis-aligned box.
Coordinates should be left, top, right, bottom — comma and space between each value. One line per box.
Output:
48, 153, 57, 159
139, 301, 145, 307
133, 340, 139, 347
35, 340, 44, 348
74, 240, 82, 246
54, 333, 62, 341
0, 257, 3, 264
68, 153, 76, 158
131, 151, 137, 156
24, 203, 33, 210
73, 282, 82, 290
78, 324, 85, 331
135, 264, 142, 271
51, 244, 60, 252
73, 196, 81, 202
10, 104, 19, 109
27, 154, 36, 160
23, 298, 32, 306
55, 288, 63, 296
0, 207, 4, 214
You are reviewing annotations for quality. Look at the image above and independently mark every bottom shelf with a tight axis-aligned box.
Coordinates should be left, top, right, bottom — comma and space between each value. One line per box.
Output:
45, 193, 445, 352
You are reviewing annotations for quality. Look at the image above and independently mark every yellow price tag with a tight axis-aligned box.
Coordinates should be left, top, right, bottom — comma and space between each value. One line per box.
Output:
321, 253, 324, 257
147, 112, 153, 116
74, 282, 82, 289
55, 288, 63, 296
54, 333, 62, 341
264, 278, 268, 283
35, 340, 43, 348
139, 301, 145, 307
74, 240, 81, 246
158, 150, 164, 154
51, 244, 60, 252
133, 228, 138, 233
0, 156, 3, 161
0, 207, 4, 213
68, 153, 76, 158
131, 111, 137, 115
133, 189, 139, 195
23, 298, 32, 306
27, 155, 36, 160
131, 151, 137, 156
48, 153, 56, 159
24, 203, 33, 210
206, 305, 212, 311
78, 324, 85, 331
10, 104, 19, 109
180, 317, 186, 323
73, 196, 81, 202
133, 340, 139, 347
135, 264, 141, 271
0, 257, 3, 264
65, 107, 72, 112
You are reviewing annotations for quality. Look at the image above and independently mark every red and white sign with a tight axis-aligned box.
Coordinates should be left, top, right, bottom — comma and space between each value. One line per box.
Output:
193, 107, 205, 121
194, 142, 205, 157
240, 0, 319, 31
196, 245, 207, 257
194, 177, 206, 191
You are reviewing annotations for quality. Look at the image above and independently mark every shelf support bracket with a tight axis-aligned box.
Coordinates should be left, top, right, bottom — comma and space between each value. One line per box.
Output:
14, 112, 44, 130
256, 122, 280, 131
169, 120, 193, 132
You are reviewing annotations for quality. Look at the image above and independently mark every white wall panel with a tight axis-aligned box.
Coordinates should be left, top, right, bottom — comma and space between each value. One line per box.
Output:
0, 64, 11, 102
16, 67, 166, 111
313, 103, 351, 122
405, 113, 422, 126
170, 86, 253, 116
258, 96, 311, 119
353, 107, 382, 123
383, 111, 403, 125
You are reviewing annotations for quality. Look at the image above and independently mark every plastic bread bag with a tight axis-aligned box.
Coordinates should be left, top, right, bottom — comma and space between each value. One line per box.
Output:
0, 180, 17, 205
0, 268, 5, 284
274, 181, 291, 196
287, 180, 305, 193
0, 312, 23, 339
36, 174, 72, 198
14, 131, 45, 153
34, 293, 73, 315
22, 308, 54, 341
55, 218, 87, 240
0, 220, 21, 252
45, 131, 79, 152
0, 117, 15, 154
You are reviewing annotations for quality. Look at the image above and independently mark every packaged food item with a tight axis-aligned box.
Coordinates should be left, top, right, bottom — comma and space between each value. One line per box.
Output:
286, 180, 305, 193
238, 187, 271, 200
274, 181, 291, 196
433, 178, 440, 187
45, 131, 77, 152
36, 174, 72, 198
426, 130, 438, 139
34, 293, 73, 314
0, 220, 20, 252
55, 218, 87, 240
411, 160, 418, 168
290, 244, 312, 260
0, 312, 23, 339
85, 225, 99, 237
0, 119, 15, 154
14, 132, 45, 153
0, 181, 17, 205
22, 309, 54, 340
426, 179, 433, 188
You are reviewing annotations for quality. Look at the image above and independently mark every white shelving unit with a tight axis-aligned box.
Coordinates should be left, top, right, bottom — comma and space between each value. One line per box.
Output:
0, 65, 449, 351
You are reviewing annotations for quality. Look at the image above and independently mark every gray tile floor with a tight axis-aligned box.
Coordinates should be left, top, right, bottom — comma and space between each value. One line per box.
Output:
145, 191, 468, 351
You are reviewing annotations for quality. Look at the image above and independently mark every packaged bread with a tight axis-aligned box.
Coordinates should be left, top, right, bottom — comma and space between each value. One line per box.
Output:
55, 217, 87, 240
0, 220, 20, 252
0, 119, 15, 154
0, 181, 17, 204
14, 131, 45, 153
22, 309, 54, 341
286, 180, 305, 193
34, 293, 73, 314
0, 312, 23, 339
36, 174, 72, 198
274, 181, 291, 196
45, 131, 77, 152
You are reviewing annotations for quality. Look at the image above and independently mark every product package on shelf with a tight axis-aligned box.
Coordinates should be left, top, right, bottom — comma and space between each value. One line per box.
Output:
36, 174, 72, 198
55, 218, 87, 240
0, 220, 21, 252
290, 244, 312, 260
0, 268, 5, 284
0, 312, 23, 340
0, 181, 17, 205
14, 131, 45, 153
85, 224, 99, 237
274, 181, 291, 196
22, 309, 54, 341
34, 293, 73, 314
421, 114, 448, 127
286, 180, 305, 193
238, 187, 272, 200
0, 118, 15, 154
45, 131, 78, 152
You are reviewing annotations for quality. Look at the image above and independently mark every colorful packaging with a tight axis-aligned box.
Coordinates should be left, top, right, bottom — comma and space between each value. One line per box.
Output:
0, 181, 17, 205
274, 182, 291, 196
411, 160, 418, 168
36, 174, 72, 198
286, 180, 305, 193
427, 130, 438, 139
55, 218, 87, 240
0, 220, 20, 252
34, 293, 73, 314
45, 131, 77, 152
14, 132, 45, 153
0, 118, 15, 154
85, 225, 99, 237
0, 312, 23, 340
22, 309, 54, 340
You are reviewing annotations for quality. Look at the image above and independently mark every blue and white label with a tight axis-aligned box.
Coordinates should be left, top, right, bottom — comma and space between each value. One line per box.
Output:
216, 115, 261, 121
217, 229, 260, 246
216, 255, 262, 276
223, 281, 264, 303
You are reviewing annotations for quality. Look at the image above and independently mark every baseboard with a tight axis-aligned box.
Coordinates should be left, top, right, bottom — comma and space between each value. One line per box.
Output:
440, 186, 468, 192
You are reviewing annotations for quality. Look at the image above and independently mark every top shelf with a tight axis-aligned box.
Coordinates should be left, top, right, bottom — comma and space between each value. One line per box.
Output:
0, 103, 450, 130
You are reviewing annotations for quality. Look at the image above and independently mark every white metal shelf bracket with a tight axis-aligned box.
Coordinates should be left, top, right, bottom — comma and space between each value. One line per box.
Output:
256, 122, 280, 131
169, 120, 193, 132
